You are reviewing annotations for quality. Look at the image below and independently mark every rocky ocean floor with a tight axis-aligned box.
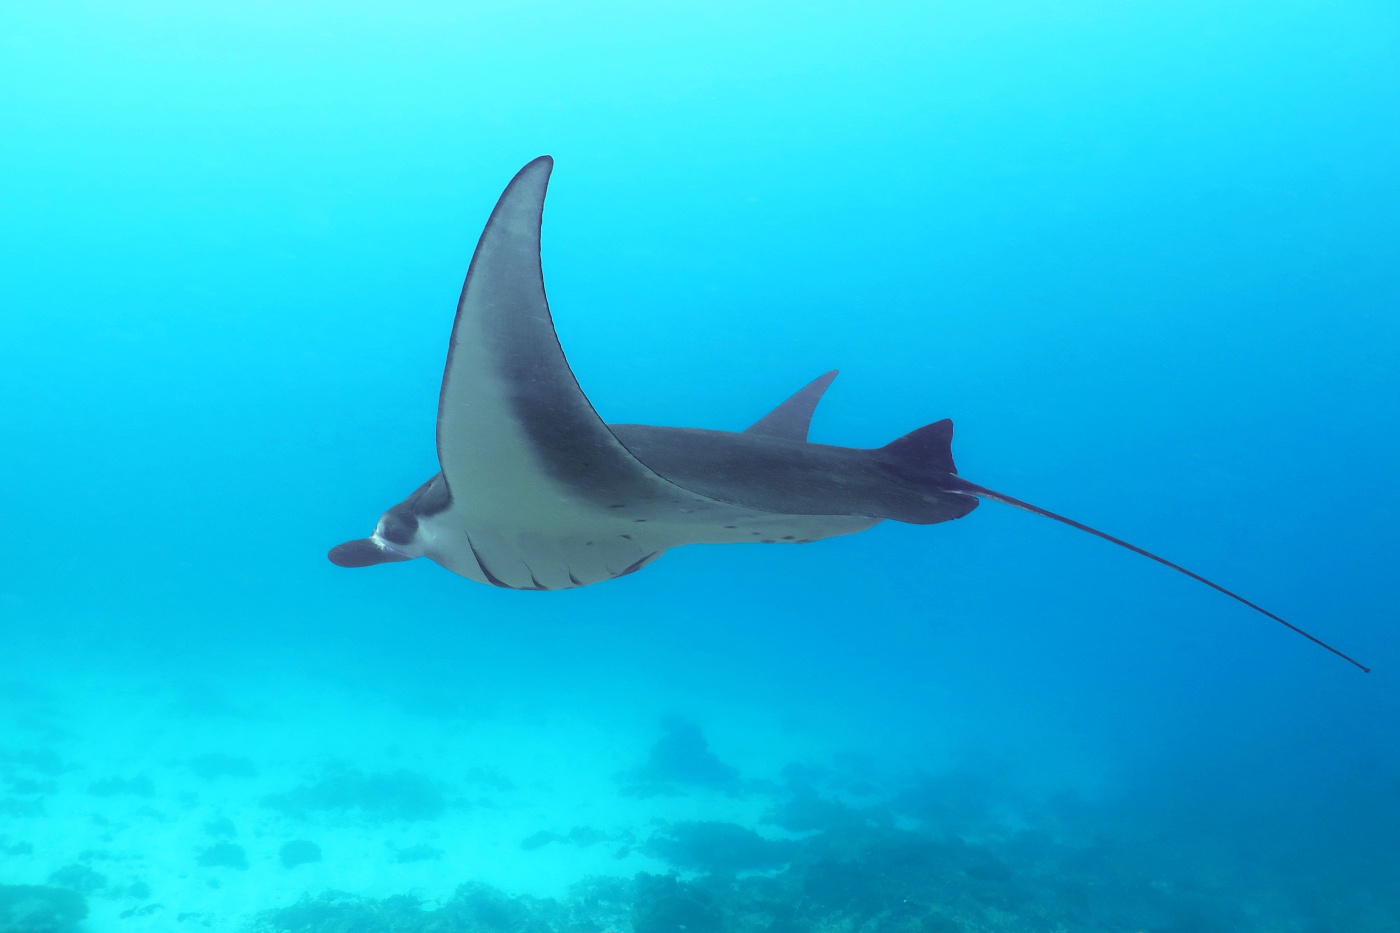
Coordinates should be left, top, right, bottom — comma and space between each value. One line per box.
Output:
5, 730, 1398, 931
2, 674, 1397, 933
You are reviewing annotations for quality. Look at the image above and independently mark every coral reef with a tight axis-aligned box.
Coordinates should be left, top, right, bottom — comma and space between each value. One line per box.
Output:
0, 748, 65, 778
204, 815, 238, 838
197, 841, 249, 869
251, 762, 1400, 933
0, 884, 87, 933
615, 716, 742, 797
279, 840, 322, 869
253, 883, 595, 933
641, 821, 795, 874
0, 798, 43, 817
45, 864, 106, 896
263, 767, 446, 822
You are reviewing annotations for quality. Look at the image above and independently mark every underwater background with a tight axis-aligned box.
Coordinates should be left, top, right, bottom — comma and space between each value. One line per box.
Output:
2, 0, 1398, 930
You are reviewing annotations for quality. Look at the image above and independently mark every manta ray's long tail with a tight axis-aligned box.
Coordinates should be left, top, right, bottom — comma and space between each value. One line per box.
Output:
943, 475, 1369, 673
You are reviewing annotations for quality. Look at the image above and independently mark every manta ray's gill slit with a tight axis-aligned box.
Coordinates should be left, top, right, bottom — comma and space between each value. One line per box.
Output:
617, 554, 658, 577
947, 478, 1370, 673
466, 537, 512, 589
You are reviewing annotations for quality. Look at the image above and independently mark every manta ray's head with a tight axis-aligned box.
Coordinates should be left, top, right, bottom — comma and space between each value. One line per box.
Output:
328, 474, 451, 568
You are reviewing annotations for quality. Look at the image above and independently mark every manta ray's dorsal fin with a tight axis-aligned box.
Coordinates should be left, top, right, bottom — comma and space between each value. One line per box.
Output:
744, 370, 838, 441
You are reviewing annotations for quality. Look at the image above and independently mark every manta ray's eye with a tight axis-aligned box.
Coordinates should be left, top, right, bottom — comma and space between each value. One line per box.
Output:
379, 508, 418, 546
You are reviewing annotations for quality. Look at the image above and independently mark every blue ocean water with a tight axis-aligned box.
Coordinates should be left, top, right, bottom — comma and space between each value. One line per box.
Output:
2, 0, 1397, 930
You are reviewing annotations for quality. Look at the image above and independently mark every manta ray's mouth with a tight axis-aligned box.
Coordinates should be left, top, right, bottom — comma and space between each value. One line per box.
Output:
372, 536, 413, 559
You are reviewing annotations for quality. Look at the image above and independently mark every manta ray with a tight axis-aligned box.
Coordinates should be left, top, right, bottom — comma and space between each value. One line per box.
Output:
330, 156, 1366, 672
